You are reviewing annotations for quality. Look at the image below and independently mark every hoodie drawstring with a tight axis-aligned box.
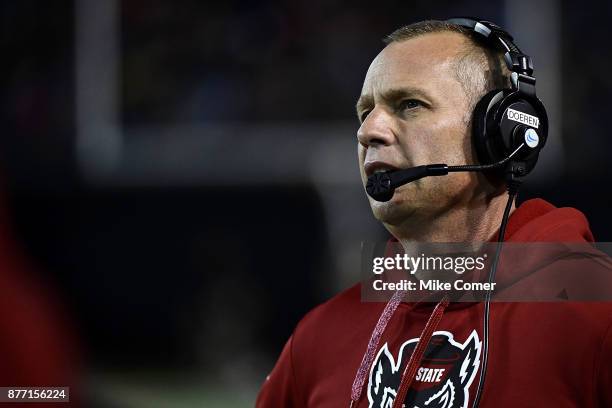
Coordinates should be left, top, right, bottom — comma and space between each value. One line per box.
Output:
350, 290, 405, 406
349, 292, 449, 407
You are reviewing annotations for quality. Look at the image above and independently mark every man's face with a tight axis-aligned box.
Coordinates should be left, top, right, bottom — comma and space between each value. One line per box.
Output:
356, 32, 482, 229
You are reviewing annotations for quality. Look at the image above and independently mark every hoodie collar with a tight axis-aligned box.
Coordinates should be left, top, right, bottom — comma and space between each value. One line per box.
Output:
398, 198, 593, 311
504, 198, 594, 242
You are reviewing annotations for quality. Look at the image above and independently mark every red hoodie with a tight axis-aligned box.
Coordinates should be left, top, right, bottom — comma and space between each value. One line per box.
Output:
256, 198, 612, 407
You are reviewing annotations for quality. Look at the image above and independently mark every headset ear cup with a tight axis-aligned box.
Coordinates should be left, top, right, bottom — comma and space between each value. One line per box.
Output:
472, 88, 549, 180
471, 89, 506, 166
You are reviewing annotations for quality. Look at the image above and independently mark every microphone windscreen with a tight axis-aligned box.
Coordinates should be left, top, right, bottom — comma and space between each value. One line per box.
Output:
366, 173, 395, 202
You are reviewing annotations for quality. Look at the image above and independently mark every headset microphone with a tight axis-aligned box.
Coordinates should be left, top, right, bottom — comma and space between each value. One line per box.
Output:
366, 142, 528, 202
366, 164, 448, 202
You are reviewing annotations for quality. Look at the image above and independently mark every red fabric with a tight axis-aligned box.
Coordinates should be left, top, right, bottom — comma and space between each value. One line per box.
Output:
0, 208, 81, 407
256, 198, 612, 407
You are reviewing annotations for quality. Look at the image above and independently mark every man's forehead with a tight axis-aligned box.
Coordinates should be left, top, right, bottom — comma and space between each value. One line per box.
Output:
361, 31, 469, 93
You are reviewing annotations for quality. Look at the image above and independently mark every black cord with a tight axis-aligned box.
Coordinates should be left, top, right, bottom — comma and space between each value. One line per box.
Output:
471, 180, 521, 408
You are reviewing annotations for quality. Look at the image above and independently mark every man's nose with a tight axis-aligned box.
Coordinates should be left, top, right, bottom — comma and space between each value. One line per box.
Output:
356, 108, 395, 148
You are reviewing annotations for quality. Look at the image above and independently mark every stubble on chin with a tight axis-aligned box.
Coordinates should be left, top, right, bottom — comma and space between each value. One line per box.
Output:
372, 198, 418, 229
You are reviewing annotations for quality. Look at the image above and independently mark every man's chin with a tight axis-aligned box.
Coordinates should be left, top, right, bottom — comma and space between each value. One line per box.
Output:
371, 198, 418, 226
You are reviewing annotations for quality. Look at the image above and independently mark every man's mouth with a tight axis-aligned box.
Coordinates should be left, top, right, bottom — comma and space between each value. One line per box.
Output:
364, 161, 399, 177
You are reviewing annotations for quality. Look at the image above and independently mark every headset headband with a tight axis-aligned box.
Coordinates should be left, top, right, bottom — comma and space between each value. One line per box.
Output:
447, 17, 536, 96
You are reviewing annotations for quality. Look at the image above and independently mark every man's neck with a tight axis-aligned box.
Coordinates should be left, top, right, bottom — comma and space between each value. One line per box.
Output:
388, 193, 516, 244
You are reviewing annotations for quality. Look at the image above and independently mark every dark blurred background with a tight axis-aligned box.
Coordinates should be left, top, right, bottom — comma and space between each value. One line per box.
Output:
1, 0, 610, 406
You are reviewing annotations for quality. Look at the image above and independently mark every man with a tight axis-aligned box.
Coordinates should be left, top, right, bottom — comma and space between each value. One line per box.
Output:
257, 20, 612, 407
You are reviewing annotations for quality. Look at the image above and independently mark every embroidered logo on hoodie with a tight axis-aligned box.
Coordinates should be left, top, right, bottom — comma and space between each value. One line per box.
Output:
367, 330, 481, 408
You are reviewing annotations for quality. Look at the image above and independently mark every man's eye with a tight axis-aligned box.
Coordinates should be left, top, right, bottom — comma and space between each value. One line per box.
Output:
360, 110, 371, 122
398, 99, 422, 111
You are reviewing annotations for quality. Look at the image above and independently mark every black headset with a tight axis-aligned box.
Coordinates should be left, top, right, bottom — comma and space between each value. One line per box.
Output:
365, 17, 549, 203
447, 17, 548, 179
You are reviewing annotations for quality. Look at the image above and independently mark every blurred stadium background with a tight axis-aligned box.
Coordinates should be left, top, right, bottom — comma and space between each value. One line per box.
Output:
1, 0, 611, 406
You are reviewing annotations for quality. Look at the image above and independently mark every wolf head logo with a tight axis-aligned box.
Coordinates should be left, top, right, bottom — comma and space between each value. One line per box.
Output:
367, 330, 481, 408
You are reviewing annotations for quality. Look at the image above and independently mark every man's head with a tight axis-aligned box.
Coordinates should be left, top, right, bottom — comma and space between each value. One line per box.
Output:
356, 20, 512, 237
